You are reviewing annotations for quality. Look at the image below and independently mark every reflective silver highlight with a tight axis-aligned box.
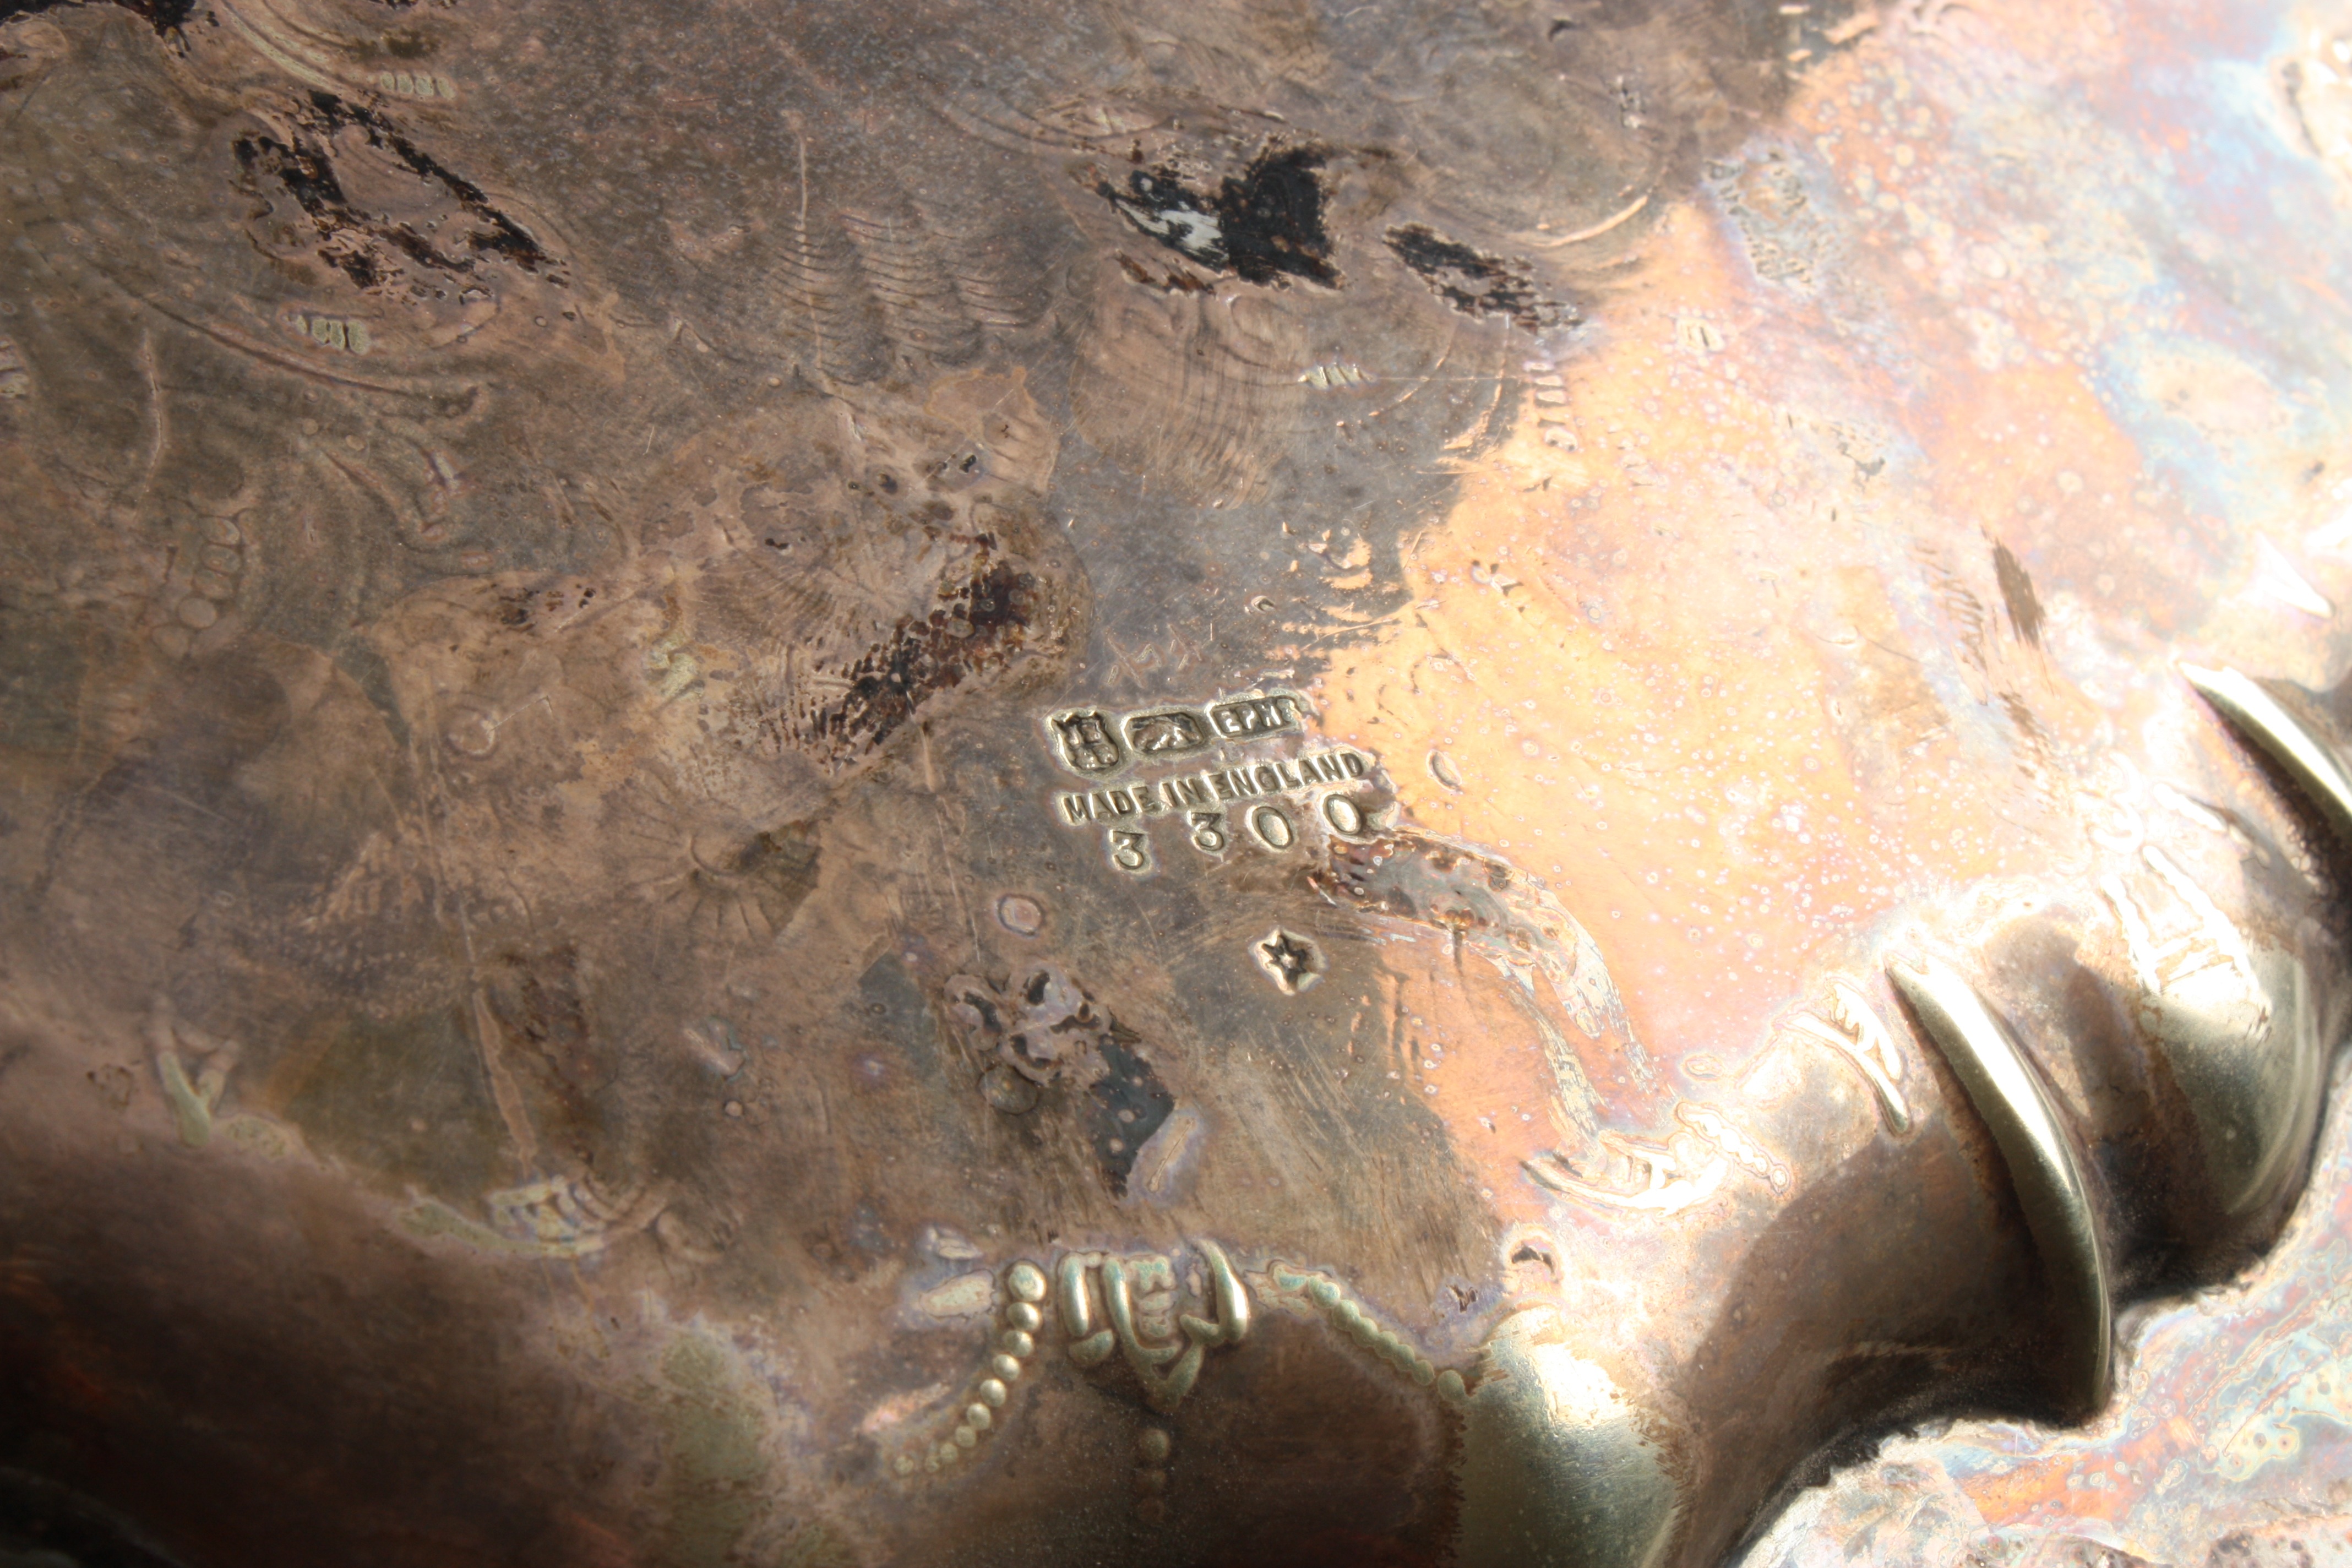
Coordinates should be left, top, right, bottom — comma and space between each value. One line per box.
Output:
1887, 955, 2115, 1415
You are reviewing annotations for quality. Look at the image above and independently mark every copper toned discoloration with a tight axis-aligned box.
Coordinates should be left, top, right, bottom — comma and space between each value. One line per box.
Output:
5, 0, 2352, 1564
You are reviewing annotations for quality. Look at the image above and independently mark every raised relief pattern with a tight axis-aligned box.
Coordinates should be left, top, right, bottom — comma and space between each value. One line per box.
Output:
1785, 978, 1913, 1134
1059, 1240, 1250, 1414
1255, 1263, 1458, 1397
1523, 1102, 1788, 1212
1525, 1130, 1729, 1214
892, 1261, 1047, 1477
2102, 843, 2264, 1017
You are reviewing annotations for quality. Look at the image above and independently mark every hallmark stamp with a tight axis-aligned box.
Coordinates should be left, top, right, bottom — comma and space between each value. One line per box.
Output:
1041, 688, 1309, 781
1107, 826, 1155, 875
1245, 802, 1295, 850
1041, 688, 1379, 870
1055, 749, 1370, 827
1053, 710, 1126, 776
1207, 693, 1303, 739
1126, 708, 1212, 758
1254, 929, 1324, 994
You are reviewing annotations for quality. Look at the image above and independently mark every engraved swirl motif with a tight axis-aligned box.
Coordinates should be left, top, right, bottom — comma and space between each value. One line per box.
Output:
3, 0, 2351, 1564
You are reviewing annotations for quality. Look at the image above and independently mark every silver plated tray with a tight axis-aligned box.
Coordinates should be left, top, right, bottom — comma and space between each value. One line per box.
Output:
6, 0, 2352, 1563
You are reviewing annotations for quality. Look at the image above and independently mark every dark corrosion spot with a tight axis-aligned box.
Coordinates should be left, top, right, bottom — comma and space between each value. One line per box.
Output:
1101, 142, 1338, 288
691, 823, 820, 934
233, 131, 347, 214
302, 90, 554, 270
231, 90, 557, 292
1088, 1024, 1174, 1198
0, 0, 192, 36
1992, 540, 2045, 647
807, 556, 1042, 758
1385, 224, 1576, 334
483, 946, 607, 1128
759, 830, 822, 922
1113, 252, 1211, 295
1544, 0, 1663, 32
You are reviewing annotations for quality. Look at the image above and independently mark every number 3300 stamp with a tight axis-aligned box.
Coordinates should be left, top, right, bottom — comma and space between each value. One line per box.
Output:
1039, 690, 1381, 876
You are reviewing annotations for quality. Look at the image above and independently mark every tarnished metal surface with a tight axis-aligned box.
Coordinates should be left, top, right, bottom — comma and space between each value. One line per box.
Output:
1744, 1052, 2352, 1568
6, 0, 2352, 1562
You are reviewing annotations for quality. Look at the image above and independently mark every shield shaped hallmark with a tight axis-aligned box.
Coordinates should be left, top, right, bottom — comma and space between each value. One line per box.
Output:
1052, 710, 1126, 775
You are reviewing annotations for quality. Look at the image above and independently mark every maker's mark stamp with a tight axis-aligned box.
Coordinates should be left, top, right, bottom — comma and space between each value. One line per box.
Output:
1126, 708, 1212, 758
1043, 690, 1305, 782
1207, 693, 1303, 739
1053, 710, 1127, 776
1041, 687, 1381, 876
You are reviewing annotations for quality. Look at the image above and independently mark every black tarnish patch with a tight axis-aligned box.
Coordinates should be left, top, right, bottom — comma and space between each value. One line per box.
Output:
809, 555, 1042, 758
1385, 223, 1575, 333
1101, 143, 1338, 288
1088, 1024, 1174, 1198
232, 90, 557, 290
0, 0, 192, 36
